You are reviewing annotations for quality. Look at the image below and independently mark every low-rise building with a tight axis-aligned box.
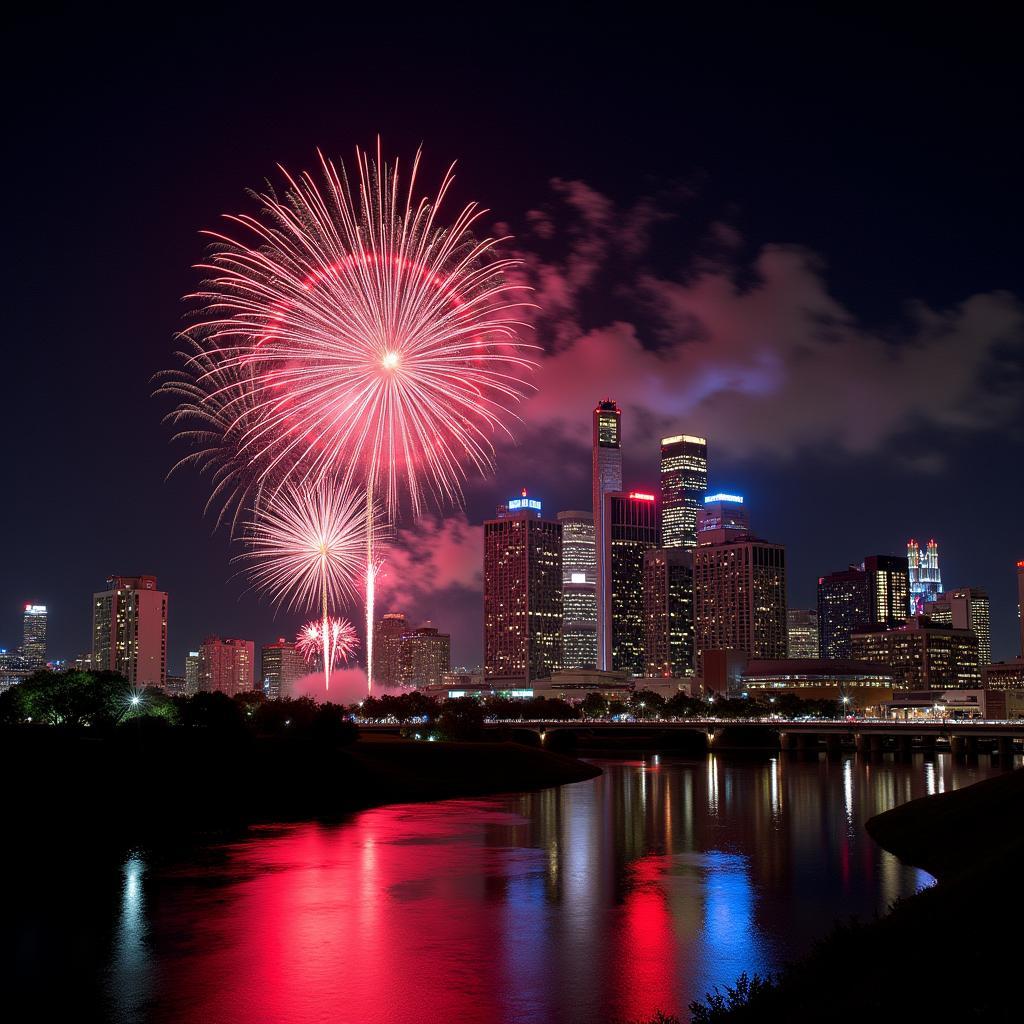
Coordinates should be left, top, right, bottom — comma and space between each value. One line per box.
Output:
742, 658, 895, 711
983, 658, 1024, 691
851, 617, 980, 689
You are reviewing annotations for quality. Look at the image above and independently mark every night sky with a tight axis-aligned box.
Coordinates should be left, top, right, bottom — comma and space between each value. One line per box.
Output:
4, 11, 1022, 670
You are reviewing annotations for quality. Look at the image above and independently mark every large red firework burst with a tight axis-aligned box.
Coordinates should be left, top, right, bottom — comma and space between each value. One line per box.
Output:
177, 142, 536, 520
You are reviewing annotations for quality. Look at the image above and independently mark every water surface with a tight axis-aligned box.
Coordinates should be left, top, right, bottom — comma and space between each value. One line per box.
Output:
12, 752, 1012, 1023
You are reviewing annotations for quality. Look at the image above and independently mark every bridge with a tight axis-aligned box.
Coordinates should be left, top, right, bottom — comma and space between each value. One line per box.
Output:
359, 718, 1024, 759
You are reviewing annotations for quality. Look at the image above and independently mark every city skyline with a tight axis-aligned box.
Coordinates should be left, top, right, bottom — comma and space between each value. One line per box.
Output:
3, 13, 1022, 672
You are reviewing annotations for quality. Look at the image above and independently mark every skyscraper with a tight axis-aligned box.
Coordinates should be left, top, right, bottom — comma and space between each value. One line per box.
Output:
185, 651, 200, 694
604, 491, 661, 675
643, 547, 695, 677
198, 636, 255, 695
261, 638, 306, 699
817, 556, 909, 660
483, 494, 562, 683
1018, 560, 1024, 657
907, 538, 942, 614
924, 587, 991, 668
864, 555, 911, 626
557, 510, 597, 669
817, 566, 869, 660
787, 609, 820, 659
399, 626, 451, 688
374, 612, 408, 687
693, 499, 787, 667
592, 400, 622, 670
92, 575, 167, 688
659, 434, 708, 549
22, 604, 47, 667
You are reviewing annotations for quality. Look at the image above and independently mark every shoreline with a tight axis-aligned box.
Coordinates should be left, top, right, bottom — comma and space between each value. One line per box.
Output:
0, 728, 602, 867
685, 766, 1023, 1021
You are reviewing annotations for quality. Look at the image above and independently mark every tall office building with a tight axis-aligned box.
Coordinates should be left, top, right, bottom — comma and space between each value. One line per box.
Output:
92, 575, 167, 688
400, 626, 451, 688
198, 636, 255, 695
22, 604, 47, 667
697, 494, 750, 539
817, 566, 868, 660
185, 651, 200, 694
864, 555, 910, 626
907, 538, 942, 614
787, 609, 820, 659
260, 638, 306, 699
693, 499, 787, 667
1018, 560, 1024, 657
592, 400, 622, 670
557, 510, 598, 669
643, 547, 695, 677
374, 612, 408, 687
924, 587, 991, 668
659, 434, 708, 549
604, 491, 661, 675
817, 556, 909, 660
483, 494, 562, 683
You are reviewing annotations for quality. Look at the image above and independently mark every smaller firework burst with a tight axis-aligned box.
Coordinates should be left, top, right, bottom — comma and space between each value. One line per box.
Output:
296, 617, 359, 682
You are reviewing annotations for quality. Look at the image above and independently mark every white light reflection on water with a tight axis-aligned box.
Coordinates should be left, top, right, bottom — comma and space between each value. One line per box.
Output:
108, 854, 152, 1022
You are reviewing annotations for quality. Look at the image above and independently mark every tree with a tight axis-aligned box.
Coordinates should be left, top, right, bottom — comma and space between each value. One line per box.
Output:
174, 690, 246, 732
437, 696, 484, 740
630, 689, 666, 719
310, 703, 358, 745
14, 669, 132, 728
580, 692, 608, 719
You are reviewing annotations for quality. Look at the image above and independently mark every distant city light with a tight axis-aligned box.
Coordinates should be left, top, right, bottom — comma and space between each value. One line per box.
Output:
571, 572, 587, 583
704, 493, 743, 504
629, 492, 655, 501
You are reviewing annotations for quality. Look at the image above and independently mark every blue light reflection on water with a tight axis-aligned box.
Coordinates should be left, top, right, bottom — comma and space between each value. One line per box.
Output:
78, 752, 1010, 1024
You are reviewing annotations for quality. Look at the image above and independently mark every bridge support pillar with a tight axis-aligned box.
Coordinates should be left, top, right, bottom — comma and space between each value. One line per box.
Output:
825, 734, 842, 759
779, 732, 795, 753
996, 737, 1015, 764
966, 735, 979, 757
896, 735, 913, 760
919, 734, 937, 753
950, 734, 966, 759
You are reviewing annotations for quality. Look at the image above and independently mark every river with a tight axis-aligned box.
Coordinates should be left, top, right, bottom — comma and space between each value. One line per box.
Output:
9, 752, 1014, 1023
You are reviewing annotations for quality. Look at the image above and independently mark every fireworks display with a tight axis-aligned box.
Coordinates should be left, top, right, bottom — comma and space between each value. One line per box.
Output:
296, 617, 359, 674
236, 479, 370, 613
237, 479, 375, 689
185, 143, 537, 519
162, 142, 535, 691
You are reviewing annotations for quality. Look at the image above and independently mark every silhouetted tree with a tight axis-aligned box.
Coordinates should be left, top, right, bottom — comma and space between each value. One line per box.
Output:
173, 690, 246, 732
437, 696, 485, 740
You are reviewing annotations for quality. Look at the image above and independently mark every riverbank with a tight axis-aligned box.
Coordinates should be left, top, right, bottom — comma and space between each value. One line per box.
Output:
0, 727, 601, 865
684, 767, 1024, 1022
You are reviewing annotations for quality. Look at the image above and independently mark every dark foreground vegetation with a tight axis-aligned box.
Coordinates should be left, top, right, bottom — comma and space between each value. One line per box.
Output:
668, 767, 1024, 1022
0, 671, 600, 867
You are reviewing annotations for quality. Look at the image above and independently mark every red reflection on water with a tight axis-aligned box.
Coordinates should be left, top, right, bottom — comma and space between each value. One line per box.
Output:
615, 853, 677, 1022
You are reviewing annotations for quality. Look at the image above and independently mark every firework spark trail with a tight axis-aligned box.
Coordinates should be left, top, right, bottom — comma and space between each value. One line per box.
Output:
236, 479, 378, 690
164, 143, 536, 689
296, 617, 359, 682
